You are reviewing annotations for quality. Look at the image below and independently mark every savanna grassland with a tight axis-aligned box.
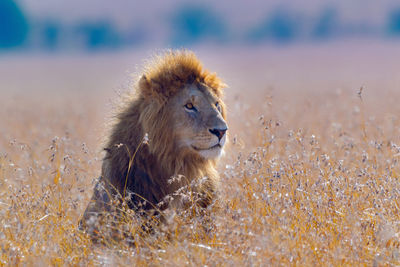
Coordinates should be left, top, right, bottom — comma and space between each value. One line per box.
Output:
1, 43, 400, 266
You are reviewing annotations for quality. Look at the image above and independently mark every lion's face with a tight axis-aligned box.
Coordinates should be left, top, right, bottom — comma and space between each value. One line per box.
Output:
168, 83, 228, 159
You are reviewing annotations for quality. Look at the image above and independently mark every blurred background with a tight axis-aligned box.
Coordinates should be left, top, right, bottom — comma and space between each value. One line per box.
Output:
2, 0, 400, 52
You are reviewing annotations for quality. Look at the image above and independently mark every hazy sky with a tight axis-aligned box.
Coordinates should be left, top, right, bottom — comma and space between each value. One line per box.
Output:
19, 0, 398, 29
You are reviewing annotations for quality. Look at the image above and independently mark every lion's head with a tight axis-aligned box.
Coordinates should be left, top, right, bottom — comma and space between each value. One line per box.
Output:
136, 50, 228, 172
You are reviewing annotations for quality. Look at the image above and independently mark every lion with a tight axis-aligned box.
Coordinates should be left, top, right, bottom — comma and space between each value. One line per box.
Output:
80, 50, 228, 235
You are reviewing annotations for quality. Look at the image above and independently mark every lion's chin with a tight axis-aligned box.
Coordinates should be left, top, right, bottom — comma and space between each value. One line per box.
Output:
192, 144, 223, 159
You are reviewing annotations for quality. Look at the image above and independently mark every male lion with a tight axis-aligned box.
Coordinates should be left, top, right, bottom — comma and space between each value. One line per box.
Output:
80, 50, 228, 234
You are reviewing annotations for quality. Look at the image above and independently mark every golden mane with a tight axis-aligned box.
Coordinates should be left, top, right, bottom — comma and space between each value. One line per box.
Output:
139, 50, 226, 101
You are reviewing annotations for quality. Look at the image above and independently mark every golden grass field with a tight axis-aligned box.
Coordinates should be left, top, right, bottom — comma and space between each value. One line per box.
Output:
1, 43, 400, 265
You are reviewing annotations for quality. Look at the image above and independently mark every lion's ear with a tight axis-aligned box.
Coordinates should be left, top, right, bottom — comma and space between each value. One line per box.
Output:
139, 74, 164, 100
139, 75, 151, 94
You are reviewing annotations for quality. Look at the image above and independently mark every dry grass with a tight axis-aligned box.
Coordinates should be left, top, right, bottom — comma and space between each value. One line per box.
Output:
1, 47, 400, 266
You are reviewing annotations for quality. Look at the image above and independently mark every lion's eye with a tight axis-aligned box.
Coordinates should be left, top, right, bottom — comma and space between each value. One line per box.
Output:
184, 103, 196, 111
216, 102, 221, 112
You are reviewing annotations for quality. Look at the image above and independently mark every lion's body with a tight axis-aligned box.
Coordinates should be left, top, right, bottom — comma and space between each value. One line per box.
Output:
80, 51, 227, 232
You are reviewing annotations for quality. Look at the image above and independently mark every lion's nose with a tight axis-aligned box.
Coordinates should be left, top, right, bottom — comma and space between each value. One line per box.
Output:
209, 127, 227, 141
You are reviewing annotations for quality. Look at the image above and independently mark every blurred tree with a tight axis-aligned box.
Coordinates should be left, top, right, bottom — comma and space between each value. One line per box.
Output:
0, 0, 29, 49
76, 21, 121, 50
312, 7, 339, 39
387, 8, 400, 35
170, 5, 227, 45
247, 9, 299, 43
41, 20, 61, 50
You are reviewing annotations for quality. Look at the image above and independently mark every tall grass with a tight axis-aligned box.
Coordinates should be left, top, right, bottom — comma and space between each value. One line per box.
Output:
1, 88, 400, 265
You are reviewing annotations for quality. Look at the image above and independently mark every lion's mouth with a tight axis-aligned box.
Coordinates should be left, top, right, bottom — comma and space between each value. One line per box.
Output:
192, 143, 221, 151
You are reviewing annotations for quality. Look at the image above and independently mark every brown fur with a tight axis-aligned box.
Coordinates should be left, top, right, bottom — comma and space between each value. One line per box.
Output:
80, 50, 227, 231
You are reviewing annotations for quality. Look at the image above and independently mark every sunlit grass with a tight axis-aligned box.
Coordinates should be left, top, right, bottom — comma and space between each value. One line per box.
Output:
1, 88, 400, 265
